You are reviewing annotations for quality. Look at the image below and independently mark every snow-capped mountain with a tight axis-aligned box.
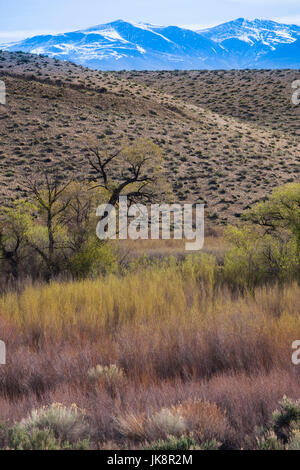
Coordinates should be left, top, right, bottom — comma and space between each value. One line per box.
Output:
2, 20, 228, 70
199, 18, 300, 67
2, 18, 300, 70
199, 18, 300, 47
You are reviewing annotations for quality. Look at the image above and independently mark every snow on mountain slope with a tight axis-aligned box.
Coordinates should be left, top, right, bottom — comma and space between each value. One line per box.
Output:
199, 18, 300, 47
2, 18, 300, 70
198, 18, 300, 68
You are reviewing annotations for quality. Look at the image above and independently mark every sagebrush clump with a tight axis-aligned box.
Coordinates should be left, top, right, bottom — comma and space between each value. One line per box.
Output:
19, 403, 89, 444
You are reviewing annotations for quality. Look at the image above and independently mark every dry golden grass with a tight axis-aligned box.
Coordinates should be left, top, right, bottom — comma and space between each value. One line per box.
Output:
1, 266, 299, 361
0, 267, 299, 448
118, 235, 227, 261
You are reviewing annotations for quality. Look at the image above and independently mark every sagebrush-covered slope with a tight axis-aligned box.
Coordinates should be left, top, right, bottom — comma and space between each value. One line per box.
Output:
0, 51, 299, 222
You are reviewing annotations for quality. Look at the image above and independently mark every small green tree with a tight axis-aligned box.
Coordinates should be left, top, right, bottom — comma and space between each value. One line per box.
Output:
0, 200, 34, 281
24, 176, 109, 280
223, 183, 300, 289
224, 224, 298, 290
244, 183, 300, 252
25, 172, 73, 279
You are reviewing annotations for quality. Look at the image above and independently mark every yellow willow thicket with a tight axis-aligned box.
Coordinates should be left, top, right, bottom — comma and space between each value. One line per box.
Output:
0, 267, 300, 355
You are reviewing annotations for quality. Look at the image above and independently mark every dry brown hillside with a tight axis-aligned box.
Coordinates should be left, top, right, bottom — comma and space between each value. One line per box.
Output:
0, 51, 299, 222
120, 70, 300, 135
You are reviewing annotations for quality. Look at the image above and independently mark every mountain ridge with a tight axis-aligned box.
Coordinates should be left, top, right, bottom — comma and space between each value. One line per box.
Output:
2, 18, 300, 69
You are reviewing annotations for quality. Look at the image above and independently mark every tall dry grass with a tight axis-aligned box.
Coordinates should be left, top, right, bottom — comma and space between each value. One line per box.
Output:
0, 265, 299, 448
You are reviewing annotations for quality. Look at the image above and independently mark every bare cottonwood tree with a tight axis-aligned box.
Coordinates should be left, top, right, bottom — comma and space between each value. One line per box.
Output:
85, 138, 172, 208
24, 171, 73, 278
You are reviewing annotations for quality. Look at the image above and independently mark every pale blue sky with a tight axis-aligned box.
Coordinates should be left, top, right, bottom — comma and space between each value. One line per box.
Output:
1, 0, 300, 43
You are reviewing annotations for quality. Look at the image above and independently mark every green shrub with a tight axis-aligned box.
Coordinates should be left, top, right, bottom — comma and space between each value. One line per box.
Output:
144, 435, 221, 450
9, 426, 61, 450
144, 435, 197, 450
272, 396, 300, 443
256, 397, 300, 450
224, 226, 298, 290
8, 425, 90, 450
69, 240, 118, 279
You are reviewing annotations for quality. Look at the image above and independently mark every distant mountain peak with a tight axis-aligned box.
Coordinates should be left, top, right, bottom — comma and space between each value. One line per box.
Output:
199, 17, 300, 47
